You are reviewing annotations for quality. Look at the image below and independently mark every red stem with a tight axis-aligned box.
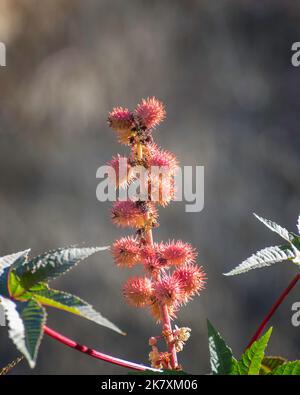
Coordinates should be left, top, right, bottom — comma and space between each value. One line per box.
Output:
144, 214, 178, 369
44, 325, 161, 372
245, 273, 300, 350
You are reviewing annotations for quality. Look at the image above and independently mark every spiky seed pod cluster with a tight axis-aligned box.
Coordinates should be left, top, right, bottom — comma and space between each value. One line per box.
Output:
122, 264, 206, 315
107, 98, 177, 207
108, 98, 207, 369
108, 97, 165, 145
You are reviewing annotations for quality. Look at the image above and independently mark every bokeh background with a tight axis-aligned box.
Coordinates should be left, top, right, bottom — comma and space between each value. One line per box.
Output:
0, 0, 300, 375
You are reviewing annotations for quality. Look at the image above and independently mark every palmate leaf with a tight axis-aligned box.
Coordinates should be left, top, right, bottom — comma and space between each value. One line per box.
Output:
270, 361, 300, 375
254, 213, 293, 242
207, 320, 234, 375
231, 328, 272, 375
224, 245, 295, 276
260, 356, 287, 375
0, 246, 124, 368
0, 296, 46, 368
0, 250, 30, 297
0, 250, 31, 277
27, 286, 124, 334
290, 243, 300, 265
14, 246, 109, 290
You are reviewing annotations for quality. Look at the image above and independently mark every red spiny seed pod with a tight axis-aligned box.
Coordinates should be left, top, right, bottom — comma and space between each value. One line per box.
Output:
140, 243, 160, 261
172, 264, 206, 302
123, 276, 153, 307
153, 275, 184, 308
106, 155, 134, 188
108, 107, 135, 145
111, 236, 141, 268
135, 97, 166, 130
143, 257, 168, 276
159, 240, 197, 266
149, 177, 176, 207
111, 201, 158, 228
146, 144, 178, 175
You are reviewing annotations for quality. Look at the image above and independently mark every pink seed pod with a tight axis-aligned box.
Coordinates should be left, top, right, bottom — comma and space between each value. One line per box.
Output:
135, 97, 166, 129
106, 154, 134, 188
149, 176, 176, 207
140, 243, 161, 261
108, 107, 135, 145
146, 144, 178, 175
159, 240, 197, 266
111, 236, 141, 268
123, 276, 153, 308
172, 264, 206, 302
111, 201, 158, 229
143, 257, 168, 276
153, 275, 184, 308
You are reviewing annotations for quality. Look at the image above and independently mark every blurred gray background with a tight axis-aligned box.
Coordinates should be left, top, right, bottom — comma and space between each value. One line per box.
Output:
0, 0, 300, 375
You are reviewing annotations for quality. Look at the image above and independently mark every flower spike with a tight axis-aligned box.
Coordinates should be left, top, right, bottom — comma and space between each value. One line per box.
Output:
107, 98, 206, 370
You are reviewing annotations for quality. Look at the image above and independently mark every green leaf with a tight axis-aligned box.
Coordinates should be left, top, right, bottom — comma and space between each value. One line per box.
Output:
0, 250, 30, 277
260, 356, 287, 375
0, 250, 30, 297
0, 296, 46, 368
224, 245, 295, 276
293, 235, 300, 250
8, 271, 26, 298
254, 214, 293, 242
14, 246, 109, 290
271, 361, 300, 375
207, 320, 234, 375
232, 328, 272, 375
29, 286, 124, 335
290, 242, 300, 265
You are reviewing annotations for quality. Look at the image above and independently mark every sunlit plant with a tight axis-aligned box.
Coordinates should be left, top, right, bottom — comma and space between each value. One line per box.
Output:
1, 98, 300, 376
0, 247, 122, 368
107, 97, 206, 370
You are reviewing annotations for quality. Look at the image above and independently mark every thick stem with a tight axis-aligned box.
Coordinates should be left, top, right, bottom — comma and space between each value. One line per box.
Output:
245, 273, 300, 350
44, 325, 161, 372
